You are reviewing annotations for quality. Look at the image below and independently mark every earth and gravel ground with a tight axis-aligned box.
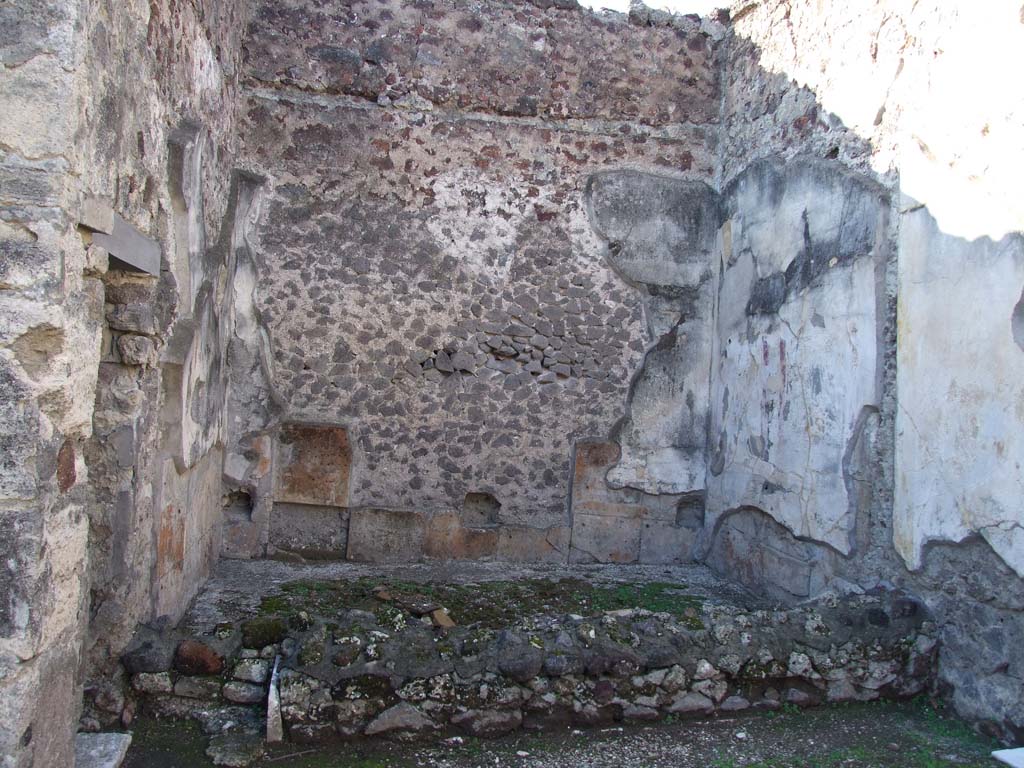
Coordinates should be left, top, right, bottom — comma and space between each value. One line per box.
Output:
179, 560, 764, 633
124, 698, 1001, 768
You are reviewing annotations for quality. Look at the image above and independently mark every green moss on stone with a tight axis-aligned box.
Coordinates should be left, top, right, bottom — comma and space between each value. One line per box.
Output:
241, 617, 288, 648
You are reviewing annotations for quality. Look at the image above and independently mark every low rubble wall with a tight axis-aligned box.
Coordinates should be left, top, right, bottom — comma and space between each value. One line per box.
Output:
121, 588, 936, 744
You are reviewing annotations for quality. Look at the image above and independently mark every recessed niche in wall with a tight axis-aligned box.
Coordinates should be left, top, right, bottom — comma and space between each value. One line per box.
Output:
222, 489, 253, 521
275, 423, 351, 507
675, 492, 706, 530
462, 492, 501, 527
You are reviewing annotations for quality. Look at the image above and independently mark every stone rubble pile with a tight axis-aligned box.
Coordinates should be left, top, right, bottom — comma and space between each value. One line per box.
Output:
121, 587, 937, 745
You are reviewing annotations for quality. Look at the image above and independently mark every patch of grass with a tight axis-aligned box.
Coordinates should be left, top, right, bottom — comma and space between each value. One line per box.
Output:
123, 717, 214, 768
911, 696, 984, 743
258, 595, 289, 614
586, 581, 704, 623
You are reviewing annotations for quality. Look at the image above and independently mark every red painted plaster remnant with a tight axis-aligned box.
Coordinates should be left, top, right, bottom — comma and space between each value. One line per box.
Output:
56, 439, 76, 492
276, 424, 352, 507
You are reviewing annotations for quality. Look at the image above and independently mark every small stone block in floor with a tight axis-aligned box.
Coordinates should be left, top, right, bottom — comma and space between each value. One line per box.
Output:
993, 748, 1024, 768
75, 732, 132, 768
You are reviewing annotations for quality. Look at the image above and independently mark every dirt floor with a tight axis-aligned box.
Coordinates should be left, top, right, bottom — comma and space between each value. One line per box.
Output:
180, 560, 764, 634
123, 699, 1002, 768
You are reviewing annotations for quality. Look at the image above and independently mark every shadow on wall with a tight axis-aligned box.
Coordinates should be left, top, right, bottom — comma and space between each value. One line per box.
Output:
916, 536, 1024, 744
696, 14, 1024, 742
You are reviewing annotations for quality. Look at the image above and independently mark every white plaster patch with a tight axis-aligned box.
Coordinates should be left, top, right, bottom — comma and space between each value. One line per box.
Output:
707, 255, 878, 555
894, 205, 1024, 578
425, 169, 533, 283
188, 25, 225, 98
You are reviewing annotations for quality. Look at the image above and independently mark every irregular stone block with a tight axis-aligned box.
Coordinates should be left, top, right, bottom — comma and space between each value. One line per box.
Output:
174, 676, 223, 700
496, 641, 543, 682
347, 508, 426, 564
275, 424, 351, 507
668, 691, 714, 714
720, 695, 750, 711
233, 659, 270, 684
450, 351, 475, 372
131, 672, 173, 694
451, 708, 523, 737
424, 512, 498, 560
106, 303, 157, 335
241, 617, 287, 649
74, 732, 132, 768
364, 702, 434, 736
430, 608, 456, 630
122, 627, 177, 674
223, 681, 265, 704
785, 687, 820, 708
116, 334, 157, 367
692, 678, 728, 703
175, 639, 225, 676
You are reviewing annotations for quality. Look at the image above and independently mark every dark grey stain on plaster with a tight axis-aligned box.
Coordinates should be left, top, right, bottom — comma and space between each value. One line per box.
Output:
726, 158, 889, 318
1012, 284, 1024, 352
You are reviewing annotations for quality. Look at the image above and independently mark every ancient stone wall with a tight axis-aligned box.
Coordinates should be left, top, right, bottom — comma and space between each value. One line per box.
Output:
228, 0, 1023, 738
231, 0, 728, 564
2, 0, 1023, 761
76, 0, 263, 743
1, 3, 100, 763
0, 0, 253, 763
